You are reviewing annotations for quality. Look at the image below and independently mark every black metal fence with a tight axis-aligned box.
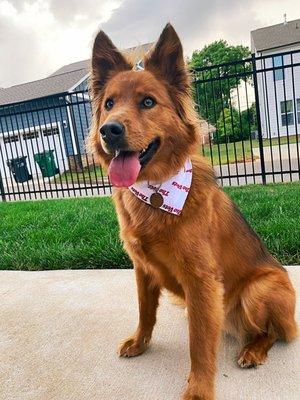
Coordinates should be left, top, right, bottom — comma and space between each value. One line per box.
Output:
0, 91, 111, 201
0, 49, 299, 201
193, 49, 300, 186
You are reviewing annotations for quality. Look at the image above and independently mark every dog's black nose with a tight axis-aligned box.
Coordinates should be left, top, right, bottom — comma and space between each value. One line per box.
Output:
100, 121, 125, 149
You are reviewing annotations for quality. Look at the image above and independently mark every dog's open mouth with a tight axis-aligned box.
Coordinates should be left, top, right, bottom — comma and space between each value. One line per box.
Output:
138, 137, 161, 166
108, 137, 160, 188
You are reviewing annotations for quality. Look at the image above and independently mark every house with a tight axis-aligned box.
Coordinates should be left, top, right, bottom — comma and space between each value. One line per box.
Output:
0, 43, 153, 180
251, 18, 300, 139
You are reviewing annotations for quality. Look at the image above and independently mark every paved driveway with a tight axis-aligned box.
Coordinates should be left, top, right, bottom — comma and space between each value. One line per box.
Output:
215, 143, 300, 186
253, 143, 300, 162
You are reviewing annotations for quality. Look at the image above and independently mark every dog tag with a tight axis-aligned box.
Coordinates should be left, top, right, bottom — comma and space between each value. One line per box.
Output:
150, 193, 164, 208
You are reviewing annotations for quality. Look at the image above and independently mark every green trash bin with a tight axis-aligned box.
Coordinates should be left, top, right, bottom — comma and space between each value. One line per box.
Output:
34, 150, 59, 178
6, 156, 32, 183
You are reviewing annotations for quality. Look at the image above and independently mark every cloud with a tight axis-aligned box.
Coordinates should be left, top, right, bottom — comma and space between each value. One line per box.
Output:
0, 0, 299, 88
101, 0, 257, 54
101, 0, 299, 55
0, 0, 120, 87
47, 0, 121, 24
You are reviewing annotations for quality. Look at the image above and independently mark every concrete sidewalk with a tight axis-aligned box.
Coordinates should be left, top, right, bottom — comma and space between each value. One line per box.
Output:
0, 268, 299, 400
252, 143, 300, 162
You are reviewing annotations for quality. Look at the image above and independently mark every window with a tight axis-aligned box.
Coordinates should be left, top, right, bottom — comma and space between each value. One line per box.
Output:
273, 56, 284, 81
280, 100, 294, 126
43, 127, 59, 137
23, 130, 39, 140
3, 134, 19, 144
297, 99, 300, 124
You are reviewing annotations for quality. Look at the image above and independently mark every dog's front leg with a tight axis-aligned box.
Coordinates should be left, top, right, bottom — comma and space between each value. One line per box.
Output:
118, 264, 161, 357
182, 271, 223, 400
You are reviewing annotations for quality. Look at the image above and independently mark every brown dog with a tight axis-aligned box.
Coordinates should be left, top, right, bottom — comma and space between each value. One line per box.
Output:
88, 23, 297, 400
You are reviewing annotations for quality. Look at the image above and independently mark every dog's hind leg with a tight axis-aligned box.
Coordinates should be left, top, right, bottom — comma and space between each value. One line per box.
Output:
236, 266, 297, 368
238, 330, 277, 368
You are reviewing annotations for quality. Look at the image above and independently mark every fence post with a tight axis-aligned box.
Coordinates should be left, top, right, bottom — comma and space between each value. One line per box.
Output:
251, 53, 266, 185
0, 170, 6, 202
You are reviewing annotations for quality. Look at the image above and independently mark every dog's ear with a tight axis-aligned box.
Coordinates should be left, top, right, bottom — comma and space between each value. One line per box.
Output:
144, 23, 189, 94
90, 30, 132, 98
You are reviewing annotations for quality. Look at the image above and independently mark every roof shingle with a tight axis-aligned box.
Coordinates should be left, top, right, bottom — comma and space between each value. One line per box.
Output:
251, 19, 300, 52
0, 69, 87, 106
0, 43, 153, 106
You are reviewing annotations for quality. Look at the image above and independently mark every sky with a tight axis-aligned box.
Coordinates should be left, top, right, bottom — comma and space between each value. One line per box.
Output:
0, 0, 299, 88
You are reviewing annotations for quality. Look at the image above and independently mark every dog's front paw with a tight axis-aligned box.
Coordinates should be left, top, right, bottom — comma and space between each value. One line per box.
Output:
182, 378, 214, 400
182, 389, 213, 400
182, 391, 203, 400
118, 335, 149, 357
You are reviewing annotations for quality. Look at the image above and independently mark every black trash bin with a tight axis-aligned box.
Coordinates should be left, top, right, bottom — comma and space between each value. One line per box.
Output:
6, 156, 32, 183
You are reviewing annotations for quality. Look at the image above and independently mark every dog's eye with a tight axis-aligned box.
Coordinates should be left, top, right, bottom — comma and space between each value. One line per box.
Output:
141, 96, 156, 109
105, 98, 114, 111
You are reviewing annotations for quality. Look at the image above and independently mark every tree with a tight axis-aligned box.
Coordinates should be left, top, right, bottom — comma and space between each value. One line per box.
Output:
241, 103, 257, 135
215, 108, 239, 143
214, 103, 257, 144
190, 40, 251, 126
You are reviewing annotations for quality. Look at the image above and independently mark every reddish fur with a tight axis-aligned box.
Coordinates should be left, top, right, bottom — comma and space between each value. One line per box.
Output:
88, 24, 297, 400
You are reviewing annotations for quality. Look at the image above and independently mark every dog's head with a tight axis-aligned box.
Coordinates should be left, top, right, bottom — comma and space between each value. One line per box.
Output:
88, 23, 200, 187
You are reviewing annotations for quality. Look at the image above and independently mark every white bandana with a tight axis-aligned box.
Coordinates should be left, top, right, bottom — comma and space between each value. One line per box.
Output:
129, 159, 192, 216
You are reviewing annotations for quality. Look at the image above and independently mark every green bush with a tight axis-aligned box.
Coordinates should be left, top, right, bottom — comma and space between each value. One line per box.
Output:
214, 104, 257, 144
214, 108, 240, 143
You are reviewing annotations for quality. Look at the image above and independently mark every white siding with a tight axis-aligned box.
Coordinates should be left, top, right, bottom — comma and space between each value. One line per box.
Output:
254, 45, 300, 138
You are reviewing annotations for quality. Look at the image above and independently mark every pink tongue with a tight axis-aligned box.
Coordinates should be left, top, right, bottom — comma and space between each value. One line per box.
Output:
108, 152, 141, 187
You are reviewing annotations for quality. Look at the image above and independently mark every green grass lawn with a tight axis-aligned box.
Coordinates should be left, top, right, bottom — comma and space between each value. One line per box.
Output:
202, 135, 298, 165
0, 182, 299, 270
59, 166, 108, 184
